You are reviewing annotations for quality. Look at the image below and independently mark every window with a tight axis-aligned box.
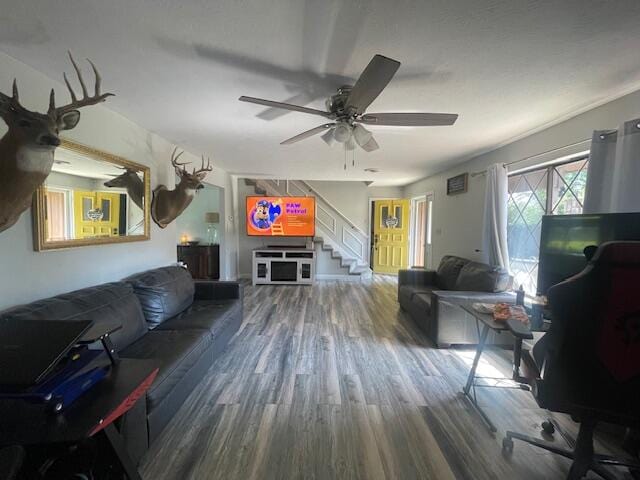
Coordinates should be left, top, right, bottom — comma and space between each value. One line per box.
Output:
507, 156, 589, 294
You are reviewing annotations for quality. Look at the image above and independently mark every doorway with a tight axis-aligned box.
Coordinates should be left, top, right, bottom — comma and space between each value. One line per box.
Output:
369, 198, 410, 274
409, 194, 433, 269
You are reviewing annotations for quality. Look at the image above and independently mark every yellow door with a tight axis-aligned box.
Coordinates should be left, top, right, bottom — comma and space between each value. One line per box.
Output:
373, 199, 410, 274
74, 191, 121, 239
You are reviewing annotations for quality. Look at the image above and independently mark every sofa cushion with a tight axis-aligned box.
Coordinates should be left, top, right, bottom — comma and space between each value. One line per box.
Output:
436, 256, 470, 290
155, 299, 241, 336
455, 261, 511, 293
1, 282, 146, 352
119, 329, 212, 412
126, 266, 195, 327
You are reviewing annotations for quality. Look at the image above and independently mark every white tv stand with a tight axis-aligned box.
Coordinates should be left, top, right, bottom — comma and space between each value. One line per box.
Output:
252, 247, 316, 286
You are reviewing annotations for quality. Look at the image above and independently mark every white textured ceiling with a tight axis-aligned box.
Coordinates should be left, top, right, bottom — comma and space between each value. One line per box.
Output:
2, 0, 640, 185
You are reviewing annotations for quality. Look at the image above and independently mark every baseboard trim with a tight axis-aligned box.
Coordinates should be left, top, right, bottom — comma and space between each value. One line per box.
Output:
315, 274, 362, 282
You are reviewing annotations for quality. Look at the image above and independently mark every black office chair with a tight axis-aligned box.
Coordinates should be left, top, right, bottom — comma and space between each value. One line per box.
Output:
503, 241, 640, 480
0, 445, 25, 480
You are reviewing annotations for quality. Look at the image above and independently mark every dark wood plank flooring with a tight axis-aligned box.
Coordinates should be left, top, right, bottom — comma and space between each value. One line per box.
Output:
140, 276, 633, 479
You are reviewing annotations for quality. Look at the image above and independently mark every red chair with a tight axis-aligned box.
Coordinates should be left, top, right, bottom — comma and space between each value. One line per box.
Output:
503, 241, 640, 479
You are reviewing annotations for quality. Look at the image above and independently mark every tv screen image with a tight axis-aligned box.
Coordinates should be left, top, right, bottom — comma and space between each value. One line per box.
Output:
246, 196, 316, 237
537, 212, 640, 295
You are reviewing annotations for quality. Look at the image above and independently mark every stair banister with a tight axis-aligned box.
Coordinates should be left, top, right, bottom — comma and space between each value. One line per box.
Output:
297, 180, 369, 239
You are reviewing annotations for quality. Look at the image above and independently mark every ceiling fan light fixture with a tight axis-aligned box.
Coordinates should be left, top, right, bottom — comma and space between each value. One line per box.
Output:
320, 129, 335, 146
353, 124, 373, 147
333, 123, 352, 143
345, 137, 356, 151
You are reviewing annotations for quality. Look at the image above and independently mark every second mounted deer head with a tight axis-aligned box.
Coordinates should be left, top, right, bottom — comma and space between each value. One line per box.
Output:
0, 52, 113, 233
151, 147, 213, 228
104, 167, 145, 210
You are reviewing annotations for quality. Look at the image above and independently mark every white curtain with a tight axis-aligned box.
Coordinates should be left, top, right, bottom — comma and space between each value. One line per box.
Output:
584, 118, 640, 213
482, 163, 510, 270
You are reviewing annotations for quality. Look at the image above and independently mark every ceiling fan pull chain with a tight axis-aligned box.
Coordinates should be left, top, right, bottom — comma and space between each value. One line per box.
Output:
352, 149, 356, 167
344, 143, 347, 170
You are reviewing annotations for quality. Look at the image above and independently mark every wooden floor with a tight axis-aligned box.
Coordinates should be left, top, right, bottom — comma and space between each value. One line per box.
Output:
140, 276, 633, 479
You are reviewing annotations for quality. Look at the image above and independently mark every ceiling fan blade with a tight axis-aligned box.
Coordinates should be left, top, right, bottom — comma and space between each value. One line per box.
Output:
239, 96, 331, 118
359, 112, 458, 126
281, 123, 335, 145
346, 55, 401, 114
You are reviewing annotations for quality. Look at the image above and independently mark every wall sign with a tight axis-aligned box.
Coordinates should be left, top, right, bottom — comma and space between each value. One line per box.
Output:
446, 173, 468, 195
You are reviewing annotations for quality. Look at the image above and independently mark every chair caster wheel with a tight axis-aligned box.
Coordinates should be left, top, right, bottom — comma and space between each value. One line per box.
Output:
502, 436, 514, 454
541, 420, 555, 435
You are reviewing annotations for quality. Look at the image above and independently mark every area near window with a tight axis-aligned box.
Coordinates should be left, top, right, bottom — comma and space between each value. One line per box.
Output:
507, 155, 589, 294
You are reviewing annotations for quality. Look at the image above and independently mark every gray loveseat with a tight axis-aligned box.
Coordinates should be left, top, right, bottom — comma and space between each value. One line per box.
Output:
398, 255, 514, 348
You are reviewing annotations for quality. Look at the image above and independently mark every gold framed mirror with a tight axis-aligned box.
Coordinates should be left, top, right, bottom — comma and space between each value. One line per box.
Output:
32, 139, 151, 251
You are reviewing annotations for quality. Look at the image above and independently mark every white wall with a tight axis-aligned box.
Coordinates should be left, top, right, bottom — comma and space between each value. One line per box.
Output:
403, 88, 640, 268
307, 181, 403, 233
0, 52, 236, 310
175, 184, 221, 244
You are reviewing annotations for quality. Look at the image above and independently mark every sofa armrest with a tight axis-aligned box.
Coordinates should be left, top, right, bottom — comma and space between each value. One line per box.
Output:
398, 268, 437, 287
194, 280, 243, 301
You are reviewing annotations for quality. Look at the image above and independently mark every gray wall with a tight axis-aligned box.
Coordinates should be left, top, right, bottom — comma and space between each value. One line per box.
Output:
403, 88, 640, 269
0, 52, 235, 310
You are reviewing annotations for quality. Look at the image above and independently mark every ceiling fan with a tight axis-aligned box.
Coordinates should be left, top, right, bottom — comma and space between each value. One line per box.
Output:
238, 54, 458, 153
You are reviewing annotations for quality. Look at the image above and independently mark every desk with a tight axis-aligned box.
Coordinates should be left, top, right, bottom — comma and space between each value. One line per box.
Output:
0, 358, 158, 479
460, 303, 543, 434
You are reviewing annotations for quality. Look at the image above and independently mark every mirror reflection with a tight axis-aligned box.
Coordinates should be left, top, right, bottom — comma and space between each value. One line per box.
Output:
34, 140, 150, 250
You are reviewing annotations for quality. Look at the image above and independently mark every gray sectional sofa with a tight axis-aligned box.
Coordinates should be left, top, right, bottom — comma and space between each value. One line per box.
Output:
0, 265, 242, 461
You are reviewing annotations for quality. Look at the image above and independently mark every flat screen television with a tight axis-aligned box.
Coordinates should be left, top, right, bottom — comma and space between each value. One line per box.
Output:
246, 196, 316, 237
537, 212, 640, 295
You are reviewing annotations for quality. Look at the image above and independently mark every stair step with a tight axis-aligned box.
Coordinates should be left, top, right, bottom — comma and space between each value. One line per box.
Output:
350, 266, 372, 276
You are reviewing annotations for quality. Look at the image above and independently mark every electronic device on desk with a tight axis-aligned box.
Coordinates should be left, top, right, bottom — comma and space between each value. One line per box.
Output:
0, 319, 121, 413
537, 212, 640, 295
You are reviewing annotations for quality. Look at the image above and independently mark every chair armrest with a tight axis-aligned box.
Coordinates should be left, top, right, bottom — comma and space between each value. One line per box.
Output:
398, 268, 437, 287
194, 280, 243, 301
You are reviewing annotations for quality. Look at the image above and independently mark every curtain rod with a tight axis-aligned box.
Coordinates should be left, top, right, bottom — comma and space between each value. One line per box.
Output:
470, 121, 640, 177
469, 136, 595, 177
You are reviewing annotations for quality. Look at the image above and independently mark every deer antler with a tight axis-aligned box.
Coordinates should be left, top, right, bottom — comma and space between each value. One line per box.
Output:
48, 51, 114, 118
193, 155, 213, 176
170, 147, 190, 173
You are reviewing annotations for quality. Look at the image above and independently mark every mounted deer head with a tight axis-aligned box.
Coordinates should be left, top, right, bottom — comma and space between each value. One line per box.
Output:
151, 147, 213, 228
104, 167, 144, 210
0, 51, 113, 233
